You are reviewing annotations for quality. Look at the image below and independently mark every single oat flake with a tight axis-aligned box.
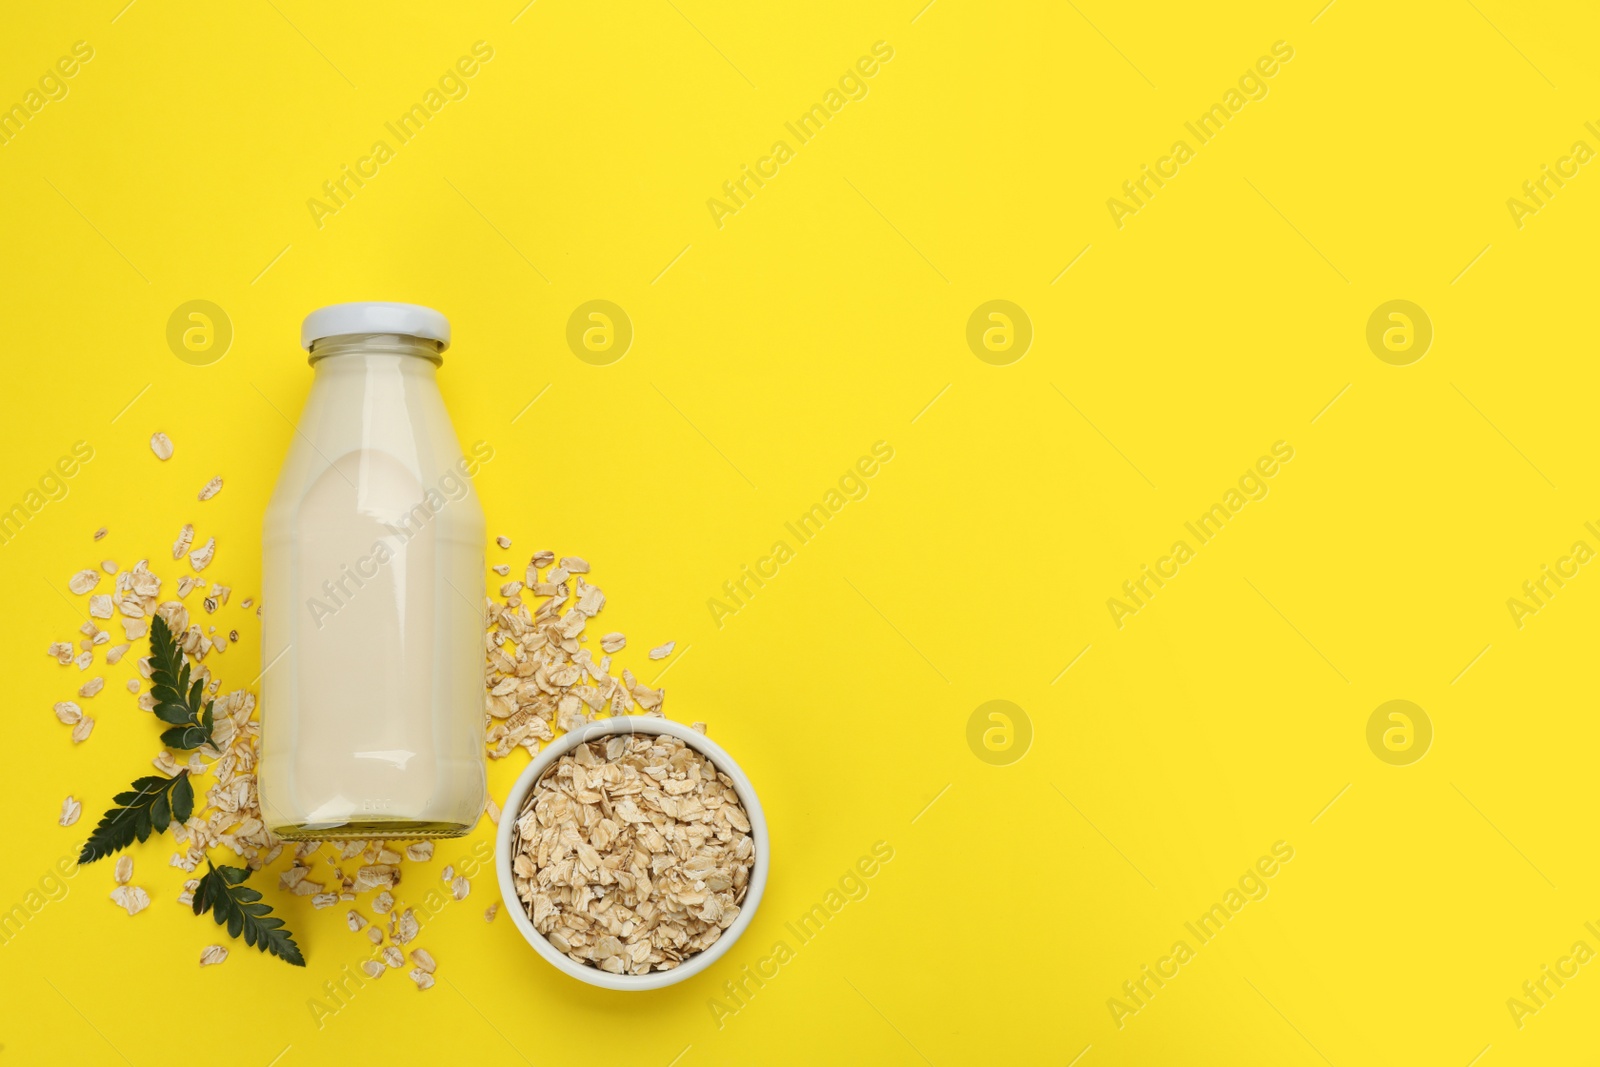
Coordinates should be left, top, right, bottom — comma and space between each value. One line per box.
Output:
189, 537, 216, 571
199, 945, 228, 966
111, 885, 150, 915
649, 641, 676, 660
59, 796, 81, 826
150, 433, 174, 461
114, 855, 133, 885
496, 535, 512, 549
198, 477, 223, 502
68, 569, 100, 595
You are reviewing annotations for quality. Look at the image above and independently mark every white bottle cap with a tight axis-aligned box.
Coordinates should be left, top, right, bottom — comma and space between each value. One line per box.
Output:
301, 302, 451, 351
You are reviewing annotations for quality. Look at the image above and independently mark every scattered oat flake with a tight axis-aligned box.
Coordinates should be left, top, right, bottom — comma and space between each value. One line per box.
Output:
362, 960, 385, 979
601, 633, 626, 654
88, 594, 112, 619
68, 569, 100, 594
198, 477, 223, 501
559, 556, 589, 573
648, 641, 676, 660
200, 945, 228, 966
54, 701, 82, 725
172, 524, 194, 560
410, 948, 436, 973
404, 841, 434, 862
484, 903, 499, 922
409, 968, 436, 990
114, 856, 133, 884
382, 946, 404, 969
485, 797, 501, 825
110, 885, 150, 915
71, 717, 95, 744
492, 564, 510, 576
451, 876, 470, 901
150, 433, 174, 461
189, 537, 216, 571
495, 535, 512, 549
59, 796, 81, 826
94, 527, 107, 541
79, 677, 104, 698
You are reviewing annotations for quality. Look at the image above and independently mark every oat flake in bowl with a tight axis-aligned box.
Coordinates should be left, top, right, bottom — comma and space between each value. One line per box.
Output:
497, 717, 769, 990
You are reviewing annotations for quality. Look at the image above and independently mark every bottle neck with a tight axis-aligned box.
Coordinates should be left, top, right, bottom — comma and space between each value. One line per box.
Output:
308, 333, 444, 366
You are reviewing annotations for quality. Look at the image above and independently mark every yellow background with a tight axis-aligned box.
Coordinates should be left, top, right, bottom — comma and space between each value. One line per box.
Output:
3, 0, 1598, 1063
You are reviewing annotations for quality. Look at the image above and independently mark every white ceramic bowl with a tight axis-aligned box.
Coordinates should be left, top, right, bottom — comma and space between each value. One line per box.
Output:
495, 716, 769, 990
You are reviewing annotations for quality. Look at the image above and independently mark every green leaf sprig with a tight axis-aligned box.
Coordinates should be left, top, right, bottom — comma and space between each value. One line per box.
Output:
75, 608, 306, 966
193, 862, 305, 966
148, 614, 216, 751
78, 772, 193, 864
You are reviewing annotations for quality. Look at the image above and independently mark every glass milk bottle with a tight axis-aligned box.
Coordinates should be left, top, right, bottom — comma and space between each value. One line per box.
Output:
260, 303, 487, 840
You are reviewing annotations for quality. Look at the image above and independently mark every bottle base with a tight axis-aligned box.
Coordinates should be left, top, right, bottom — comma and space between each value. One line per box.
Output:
270, 818, 476, 842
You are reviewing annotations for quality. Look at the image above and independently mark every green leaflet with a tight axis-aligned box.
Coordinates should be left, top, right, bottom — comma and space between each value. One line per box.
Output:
193, 862, 305, 967
148, 614, 216, 750
78, 771, 192, 864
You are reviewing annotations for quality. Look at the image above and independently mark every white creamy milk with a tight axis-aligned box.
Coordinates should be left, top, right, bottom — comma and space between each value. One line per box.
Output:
259, 304, 487, 840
